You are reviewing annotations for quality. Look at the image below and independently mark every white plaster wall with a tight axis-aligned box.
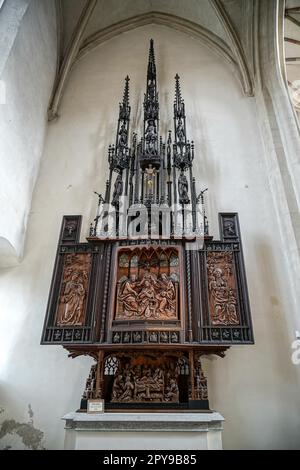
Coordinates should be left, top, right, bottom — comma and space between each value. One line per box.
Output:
1, 24, 300, 450
0, 0, 57, 265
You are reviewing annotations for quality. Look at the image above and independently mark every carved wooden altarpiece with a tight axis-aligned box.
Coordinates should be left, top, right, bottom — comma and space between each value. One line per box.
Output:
41, 41, 254, 411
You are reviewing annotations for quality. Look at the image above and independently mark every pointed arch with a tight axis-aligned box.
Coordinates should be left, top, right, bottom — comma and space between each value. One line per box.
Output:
48, 11, 254, 120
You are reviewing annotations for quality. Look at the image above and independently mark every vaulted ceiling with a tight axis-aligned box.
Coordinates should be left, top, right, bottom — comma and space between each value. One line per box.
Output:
61, 0, 230, 53
49, 0, 255, 120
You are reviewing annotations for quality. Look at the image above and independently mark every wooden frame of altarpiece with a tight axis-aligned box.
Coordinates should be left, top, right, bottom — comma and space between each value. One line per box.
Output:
41, 40, 254, 411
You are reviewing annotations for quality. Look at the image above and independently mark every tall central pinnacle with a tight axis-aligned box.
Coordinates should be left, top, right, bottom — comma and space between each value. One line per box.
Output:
139, 39, 160, 171
147, 38, 156, 81
144, 39, 158, 119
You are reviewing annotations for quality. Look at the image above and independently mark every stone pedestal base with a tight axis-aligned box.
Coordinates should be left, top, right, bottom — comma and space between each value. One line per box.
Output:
62, 411, 224, 450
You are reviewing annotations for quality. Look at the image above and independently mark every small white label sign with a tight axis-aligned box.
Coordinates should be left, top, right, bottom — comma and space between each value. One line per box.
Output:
87, 399, 104, 414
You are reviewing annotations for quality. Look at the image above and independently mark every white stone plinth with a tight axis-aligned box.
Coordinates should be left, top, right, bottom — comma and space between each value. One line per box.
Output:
62, 411, 224, 450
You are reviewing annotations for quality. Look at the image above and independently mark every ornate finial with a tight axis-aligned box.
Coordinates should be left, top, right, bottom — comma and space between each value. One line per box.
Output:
119, 75, 130, 120
122, 75, 130, 109
147, 39, 156, 80
173, 74, 191, 169
108, 76, 131, 172
174, 73, 182, 107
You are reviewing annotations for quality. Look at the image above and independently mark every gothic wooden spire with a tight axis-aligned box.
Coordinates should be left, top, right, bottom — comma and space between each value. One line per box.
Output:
173, 74, 193, 170
120, 75, 130, 118
139, 39, 160, 170
109, 76, 131, 173
144, 38, 159, 120
174, 73, 183, 112
147, 38, 156, 81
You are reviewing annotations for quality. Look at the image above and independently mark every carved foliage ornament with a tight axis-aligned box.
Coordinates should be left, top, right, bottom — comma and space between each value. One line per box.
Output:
194, 354, 208, 400
56, 253, 92, 326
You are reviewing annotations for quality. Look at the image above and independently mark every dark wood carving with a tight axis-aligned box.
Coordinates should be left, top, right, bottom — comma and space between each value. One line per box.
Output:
60, 215, 82, 244
194, 354, 208, 400
207, 251, 239, 326
106, 353, 183, 404
82, 364, 97, 400
41, 40, 254, 412
113, 246, 180, 322
219, 213, 240, 242
56, 253, 92, 326
116, 272, 177, 321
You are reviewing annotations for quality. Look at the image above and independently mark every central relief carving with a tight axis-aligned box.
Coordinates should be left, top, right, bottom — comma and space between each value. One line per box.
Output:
114, 247, 180, 321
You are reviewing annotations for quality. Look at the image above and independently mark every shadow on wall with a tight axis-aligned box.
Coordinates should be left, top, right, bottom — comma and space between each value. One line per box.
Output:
0, 405, 45, 450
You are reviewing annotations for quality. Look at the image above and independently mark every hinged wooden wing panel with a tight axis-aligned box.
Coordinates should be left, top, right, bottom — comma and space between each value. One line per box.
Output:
41, 217, 101, 345
196, 213, 254, 344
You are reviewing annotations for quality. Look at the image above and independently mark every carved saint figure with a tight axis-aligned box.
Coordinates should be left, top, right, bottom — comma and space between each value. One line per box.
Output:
145, 164, 156, 194
145, 120, 157, 154
118, 123, 127, 150
57, 272, 86, 326
123, 332, 130, 343
160, 332, 168, 343
119, 374, 135, 402
113, 332, 120, 343
118, 275, 138, 317
65, 221, 76, 237
176, 119, 185, 143
208, 261, 239, 325
157, 273, 176, 316
112, 373, 124, 401
149, 331, 158, 342
145, 120, 156, 140
133, 331, 142, 342
138, 280, 157, 318
178, 172, 189, 204
171, 332, 178, 343
165, 378, 179, 402
112, 174, 123, 206
224, 220, 236, 237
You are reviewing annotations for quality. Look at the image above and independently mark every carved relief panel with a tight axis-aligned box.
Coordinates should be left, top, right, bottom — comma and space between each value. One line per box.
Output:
207, 251, 240, 326
114, 247, 180, 322
60, 215, 82, 244
55, 253, 92, 326
103, 353, 189, 404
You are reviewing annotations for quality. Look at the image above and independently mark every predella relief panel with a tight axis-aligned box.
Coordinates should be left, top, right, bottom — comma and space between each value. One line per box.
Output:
107, 354, 183, 404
